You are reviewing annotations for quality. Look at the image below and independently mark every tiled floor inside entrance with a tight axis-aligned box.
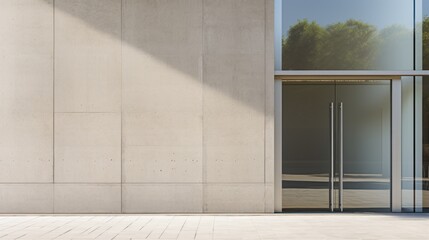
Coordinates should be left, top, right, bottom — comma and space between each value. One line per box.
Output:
0, 214, 428, 240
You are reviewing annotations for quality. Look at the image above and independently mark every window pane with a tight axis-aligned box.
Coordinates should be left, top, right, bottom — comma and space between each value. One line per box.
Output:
421, 0, 429, 70
282, 0, 413, 70
418, 1, 429, 212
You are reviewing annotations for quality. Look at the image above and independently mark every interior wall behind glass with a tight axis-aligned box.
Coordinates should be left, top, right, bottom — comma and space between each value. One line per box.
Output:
282, 0, 413, 70
421, 77, 429, 212
415, 77, 423, 212
402, 77, 415, 211
416, 0, 429, 212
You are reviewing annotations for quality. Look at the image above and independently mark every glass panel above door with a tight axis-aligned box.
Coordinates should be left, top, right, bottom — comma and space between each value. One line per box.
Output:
281, 0, 413, 70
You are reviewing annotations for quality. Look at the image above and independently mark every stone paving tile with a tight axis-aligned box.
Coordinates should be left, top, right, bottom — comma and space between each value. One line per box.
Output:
0, 214, 427, 239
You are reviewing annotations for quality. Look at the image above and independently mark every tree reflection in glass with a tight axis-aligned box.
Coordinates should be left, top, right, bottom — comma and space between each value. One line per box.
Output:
282, 19, 412, 70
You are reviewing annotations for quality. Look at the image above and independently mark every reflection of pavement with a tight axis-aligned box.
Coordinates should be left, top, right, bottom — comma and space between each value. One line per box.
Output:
282, 174, 429, 210
283, 174, 390, 210
282, 189, 390, 209
425, 191, 429, 207
283, 174, 390, 182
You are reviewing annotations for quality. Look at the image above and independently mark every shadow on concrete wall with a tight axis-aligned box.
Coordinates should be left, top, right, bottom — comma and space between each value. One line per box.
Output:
46, 0, 268, 114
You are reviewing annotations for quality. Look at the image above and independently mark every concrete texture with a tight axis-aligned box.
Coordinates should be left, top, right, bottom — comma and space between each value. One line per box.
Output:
0, 0, 53, 183
0, 0, 274, 213
202, 0, 267, 214
264, 0, 275, 213
55, 0, 121, 113
1, 214, 429, 239
204, 184, 266, 212
122, 184, 203, 213
123, 146, 203, 183
54, 113, 121, 183
121, 0, 203, 188
54, 184, 121, 213
0, 184, 53, 214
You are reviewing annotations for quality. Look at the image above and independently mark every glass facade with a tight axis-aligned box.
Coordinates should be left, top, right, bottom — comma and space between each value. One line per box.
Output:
277, 0, 429, 212
282, 0, 413, 70
282, 80, 391, 212
422, 79, 429, 211
421, 0, 429, 212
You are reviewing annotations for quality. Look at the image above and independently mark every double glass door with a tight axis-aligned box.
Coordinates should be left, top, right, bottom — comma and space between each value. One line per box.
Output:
282, 80, 391, 212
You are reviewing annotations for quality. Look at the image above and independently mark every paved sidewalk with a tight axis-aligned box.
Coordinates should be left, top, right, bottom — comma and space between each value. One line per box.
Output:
0, 213, 428, 240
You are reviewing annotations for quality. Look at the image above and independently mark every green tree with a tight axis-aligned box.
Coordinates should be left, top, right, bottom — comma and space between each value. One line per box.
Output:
422, 17, 429, 116
321, 19, 378, 69
377, 25, 412, 70
423, 16, 429, 70
282, 19, 379, 70
282, 19, 326, 70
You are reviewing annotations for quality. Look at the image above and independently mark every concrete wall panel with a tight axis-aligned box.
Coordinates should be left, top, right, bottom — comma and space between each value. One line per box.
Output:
122, 0, 202, 56
122, 55, 202, 114
204, 184, 265, 213
205, 146, 264, 183
55, 0, 121, 113
122, 184, 203, 213
0, 0, 274, 213
123, 146, 202, 183
265, 184, 274, 212
0, 184, 53, 213
265, 0, 275, 184
122, 0, 203, 184
203, 0, 265, 55
264, 0, 275, 212
54, 184, 121, 213
0, 0, 53, 183
123, 111, 201, 147
55, 113, 121, 183
203, 0, 266, 184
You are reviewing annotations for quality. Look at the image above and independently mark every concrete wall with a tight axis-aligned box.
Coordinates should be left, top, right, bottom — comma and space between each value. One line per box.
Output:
0, 0, 274, 213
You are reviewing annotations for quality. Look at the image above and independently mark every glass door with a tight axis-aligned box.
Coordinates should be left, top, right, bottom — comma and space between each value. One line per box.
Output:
336, 80, 391, 212
282, 80, 391, 212
282, 81, 335, 211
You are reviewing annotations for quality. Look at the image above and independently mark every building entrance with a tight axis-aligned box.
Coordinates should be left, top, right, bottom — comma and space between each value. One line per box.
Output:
282, 80, 391, 212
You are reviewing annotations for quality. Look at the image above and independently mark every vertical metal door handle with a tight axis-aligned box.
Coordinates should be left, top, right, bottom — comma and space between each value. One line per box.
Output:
339, 102, 344, 212
330, 102, 334, 212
